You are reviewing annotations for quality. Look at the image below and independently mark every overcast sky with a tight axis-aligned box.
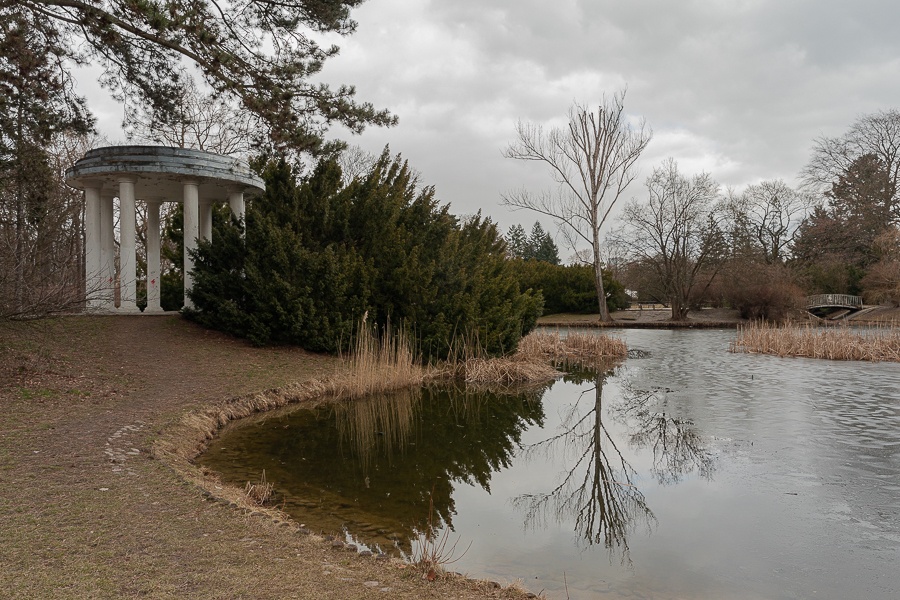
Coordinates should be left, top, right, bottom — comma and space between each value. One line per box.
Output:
80, 0, 900, 252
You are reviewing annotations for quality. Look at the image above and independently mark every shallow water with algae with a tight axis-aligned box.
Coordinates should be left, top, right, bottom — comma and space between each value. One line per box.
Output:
200, 329, 900, 600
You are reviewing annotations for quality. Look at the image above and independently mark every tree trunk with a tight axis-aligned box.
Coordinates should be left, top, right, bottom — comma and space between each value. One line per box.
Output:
593, 256, 610, 322
593, 228, 610, 322
669, 298, 689, 321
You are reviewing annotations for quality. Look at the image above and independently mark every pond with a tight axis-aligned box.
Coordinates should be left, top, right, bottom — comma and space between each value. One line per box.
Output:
199, 329, 900, 599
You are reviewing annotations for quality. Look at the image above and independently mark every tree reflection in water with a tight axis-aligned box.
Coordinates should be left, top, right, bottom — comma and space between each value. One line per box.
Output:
513, 367, 654, 561
513, 365, 715, 562
612, 380, 715, 485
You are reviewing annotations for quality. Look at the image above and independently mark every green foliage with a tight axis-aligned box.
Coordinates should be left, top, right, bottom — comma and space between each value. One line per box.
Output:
792, 154, 895, 294
18, 0, 394, 153
188, 151, 543, 357
505, 221, 560, 264
509, 260, 628, 315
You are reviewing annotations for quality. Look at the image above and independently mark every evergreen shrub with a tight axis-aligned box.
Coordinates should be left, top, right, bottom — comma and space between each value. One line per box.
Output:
186, 151, 543, 357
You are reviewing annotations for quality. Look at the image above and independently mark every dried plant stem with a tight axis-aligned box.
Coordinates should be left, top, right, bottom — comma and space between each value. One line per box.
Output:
444, 330, 627, 383
412, 490, 471, 580
731, 322, 900, 362
244, 470, 274, 506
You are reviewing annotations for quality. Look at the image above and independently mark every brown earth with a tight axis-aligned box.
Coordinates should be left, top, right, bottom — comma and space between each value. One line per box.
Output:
539, 307, 748, 328
0, 316, 534, 600
539, 305, 900, 328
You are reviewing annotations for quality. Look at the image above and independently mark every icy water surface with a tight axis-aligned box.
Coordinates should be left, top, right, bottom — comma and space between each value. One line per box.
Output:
200, 329, 900, 599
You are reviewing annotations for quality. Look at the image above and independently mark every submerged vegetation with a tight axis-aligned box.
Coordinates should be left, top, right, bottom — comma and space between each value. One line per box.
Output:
731, 321, 900, 362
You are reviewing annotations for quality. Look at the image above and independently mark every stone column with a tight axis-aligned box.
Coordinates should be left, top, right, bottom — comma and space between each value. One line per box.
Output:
199, 199, 213, 243
100, 193, 116, 311
227, 188, 245, 223
118, 177, 139, 312
145, 199, 163, 313
183, 180, 199, 309
83, 183, 102, 310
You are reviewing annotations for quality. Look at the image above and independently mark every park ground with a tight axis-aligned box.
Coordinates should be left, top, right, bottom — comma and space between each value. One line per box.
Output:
3, 307, 898, 599
0, 316, 531, 600
538, 304, 900, 327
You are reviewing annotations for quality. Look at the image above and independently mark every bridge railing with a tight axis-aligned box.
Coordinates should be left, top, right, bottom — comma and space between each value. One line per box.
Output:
806, 294, 863, 309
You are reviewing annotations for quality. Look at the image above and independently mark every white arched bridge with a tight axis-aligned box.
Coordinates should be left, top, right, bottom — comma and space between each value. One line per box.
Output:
806, 294, 863, 313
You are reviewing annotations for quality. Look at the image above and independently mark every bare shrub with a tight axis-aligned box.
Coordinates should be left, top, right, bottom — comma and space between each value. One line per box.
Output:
721, 262, 804, 321
860, 229, 900, 306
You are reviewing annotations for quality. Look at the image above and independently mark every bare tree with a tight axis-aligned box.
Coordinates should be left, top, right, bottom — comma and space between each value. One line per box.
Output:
0, 132, 96, 318
124, 71, 255, 157
512, 371, 654, 561
502, 91, 651, 321
726, 180, 813, 264
337, 145, 378, 186
616, 158, 725, 321
802, 109, 900, 220
611, 382, 714, 486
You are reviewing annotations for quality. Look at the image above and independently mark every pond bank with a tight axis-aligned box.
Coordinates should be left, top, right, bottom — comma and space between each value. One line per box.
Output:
540, 304, 900, 329
539, 307, 747, 329
0, 315, 532, 599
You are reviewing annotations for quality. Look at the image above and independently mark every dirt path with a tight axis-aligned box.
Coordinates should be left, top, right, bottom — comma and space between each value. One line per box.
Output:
0, 316, 531, 599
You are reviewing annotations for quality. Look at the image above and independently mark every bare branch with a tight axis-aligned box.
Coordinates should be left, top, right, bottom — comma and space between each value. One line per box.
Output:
502, 90, 652, 320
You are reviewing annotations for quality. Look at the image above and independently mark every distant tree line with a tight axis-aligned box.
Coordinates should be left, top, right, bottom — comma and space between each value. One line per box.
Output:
503, 221, 629, 315
608, 113, 900, 320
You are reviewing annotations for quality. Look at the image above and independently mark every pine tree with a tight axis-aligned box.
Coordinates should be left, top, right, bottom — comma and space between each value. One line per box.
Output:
528, 222, 560, 264
15, 0, 394, 153
506, 224, 528, 259
0, 12, 94, 317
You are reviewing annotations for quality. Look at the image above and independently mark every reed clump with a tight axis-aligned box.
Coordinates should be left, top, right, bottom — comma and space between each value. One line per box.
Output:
244, 470, 274, 506
515, 330, 627, 365
450, 355, 560, 384
731, 321, 900, 362
336, 316, 430, 399
448, 330, 627, 384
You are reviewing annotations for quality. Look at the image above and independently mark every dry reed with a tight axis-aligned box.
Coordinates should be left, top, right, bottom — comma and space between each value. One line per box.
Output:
411, 490, 471, 581
516, 330, 627, 365
334, 388, 419, 468
336, 316, 429, 399
244, 470, 274, 506
731, 321, 900, 362
449, 330, 627, 384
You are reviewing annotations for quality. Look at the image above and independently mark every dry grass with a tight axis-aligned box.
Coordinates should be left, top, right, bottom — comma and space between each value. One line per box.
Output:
444, 330, 626, 385
731, 321, 900, 362
336, 316, 430, 399
516, 330, 627, 365
449, 356, 561, 384
411, 491, 472, 582
244, 470, 274, 506
0, 315, 536, 600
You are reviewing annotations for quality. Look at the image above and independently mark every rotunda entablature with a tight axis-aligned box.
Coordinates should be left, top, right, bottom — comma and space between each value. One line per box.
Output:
65, 145, 265, 200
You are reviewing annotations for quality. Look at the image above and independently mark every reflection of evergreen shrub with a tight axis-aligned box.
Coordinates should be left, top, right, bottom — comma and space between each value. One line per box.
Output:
509, 260, 628, 314
186, 151, 543, 357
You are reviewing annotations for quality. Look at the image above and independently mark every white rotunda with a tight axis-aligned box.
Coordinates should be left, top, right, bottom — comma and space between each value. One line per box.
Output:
66, 146, 265, 313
